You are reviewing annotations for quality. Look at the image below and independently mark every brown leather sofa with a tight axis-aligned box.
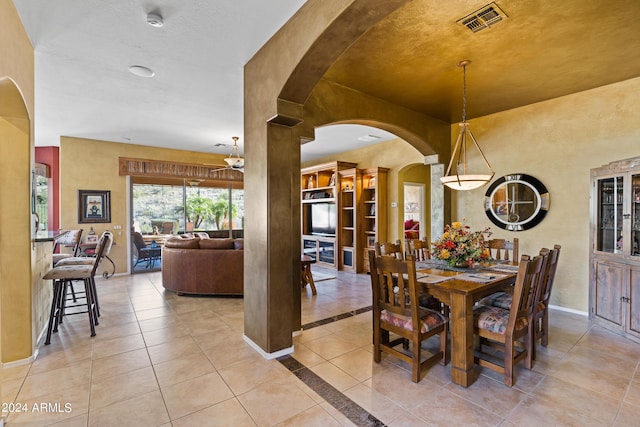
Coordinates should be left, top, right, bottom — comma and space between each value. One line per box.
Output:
161, 236, 243, 295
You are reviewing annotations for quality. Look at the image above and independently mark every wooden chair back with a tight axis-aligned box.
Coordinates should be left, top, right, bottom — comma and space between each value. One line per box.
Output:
533, 244, 561, 353
474, 253, 545, 386
537, 245, 561, 309
368, 250, 448, 382
375, 240, 404, 260
406, 238, 431, 261
487, 238, 519, 262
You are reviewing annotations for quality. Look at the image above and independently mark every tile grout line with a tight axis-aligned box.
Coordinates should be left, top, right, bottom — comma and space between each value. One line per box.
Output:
301, 306, 372, 330
277, 355, 385, 427
285, 306, 385, 426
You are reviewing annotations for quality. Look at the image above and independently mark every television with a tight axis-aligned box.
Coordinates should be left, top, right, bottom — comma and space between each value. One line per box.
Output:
310, 202, 336, 236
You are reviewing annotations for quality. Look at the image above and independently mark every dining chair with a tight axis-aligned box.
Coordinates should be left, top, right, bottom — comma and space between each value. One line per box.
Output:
375, 240, 404, 259
473, 253, 545, 386
43, 231, 111, 344
532, 244, 561, 358
406, 238, 431, 261
368, 250, 448, 382
487, 238, 519, 262
406, 238, 448, 315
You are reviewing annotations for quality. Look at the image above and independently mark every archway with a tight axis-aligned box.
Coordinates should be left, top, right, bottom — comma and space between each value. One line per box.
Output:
0, 77, 32, 363
243, 0, 450, 356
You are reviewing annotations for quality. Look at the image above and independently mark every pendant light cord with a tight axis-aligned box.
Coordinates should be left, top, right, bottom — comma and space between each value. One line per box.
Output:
462, 63, 467, 123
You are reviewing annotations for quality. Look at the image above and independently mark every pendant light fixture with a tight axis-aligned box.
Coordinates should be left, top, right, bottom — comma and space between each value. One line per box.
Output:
224, 136, 244, 169
440, 60, 494, 190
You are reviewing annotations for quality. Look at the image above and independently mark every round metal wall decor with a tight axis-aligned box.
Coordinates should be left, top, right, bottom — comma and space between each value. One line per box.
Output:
484, 173, 550, 231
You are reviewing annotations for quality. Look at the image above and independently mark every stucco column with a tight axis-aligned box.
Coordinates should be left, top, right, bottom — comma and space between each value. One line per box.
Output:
243, 123, 300, 356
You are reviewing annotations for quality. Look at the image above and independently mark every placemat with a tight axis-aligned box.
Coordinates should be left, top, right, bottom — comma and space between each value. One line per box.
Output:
488, 264, 519, 273
456, 272, 510, 282
416, 274, 451, 284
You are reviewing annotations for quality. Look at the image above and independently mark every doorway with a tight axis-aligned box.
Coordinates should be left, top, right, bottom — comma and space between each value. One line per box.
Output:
403, 182, 425, 240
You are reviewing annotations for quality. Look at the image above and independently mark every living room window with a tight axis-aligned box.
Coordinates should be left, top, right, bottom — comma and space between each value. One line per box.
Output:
131, 177, 244, 235
130, 177, 244, 272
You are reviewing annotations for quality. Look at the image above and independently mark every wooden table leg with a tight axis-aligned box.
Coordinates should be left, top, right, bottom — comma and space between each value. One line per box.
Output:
448, 292, 478, 387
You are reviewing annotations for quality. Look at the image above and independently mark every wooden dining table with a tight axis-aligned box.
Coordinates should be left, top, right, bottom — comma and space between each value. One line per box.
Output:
416, 261, 518, 387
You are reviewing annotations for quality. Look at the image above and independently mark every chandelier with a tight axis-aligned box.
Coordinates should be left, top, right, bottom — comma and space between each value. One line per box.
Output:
224, 136, 244, 169
440, 60, 494, 191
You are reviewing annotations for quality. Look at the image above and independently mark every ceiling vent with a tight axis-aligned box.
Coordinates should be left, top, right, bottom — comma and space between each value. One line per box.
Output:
457, 2, 507, 33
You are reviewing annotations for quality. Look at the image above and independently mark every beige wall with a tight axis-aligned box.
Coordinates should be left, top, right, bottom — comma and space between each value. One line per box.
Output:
0, 0, 34, 364
303, 77, 640, 313
452, 76, 640, 312
59, 137, 229, 274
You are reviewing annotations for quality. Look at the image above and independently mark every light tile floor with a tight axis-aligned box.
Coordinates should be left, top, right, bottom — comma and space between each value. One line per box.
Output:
2, 267, 640, 426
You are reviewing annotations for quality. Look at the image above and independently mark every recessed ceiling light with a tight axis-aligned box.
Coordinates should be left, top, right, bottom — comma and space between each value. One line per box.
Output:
129, 65, 155, 78
146, 12, 164, 27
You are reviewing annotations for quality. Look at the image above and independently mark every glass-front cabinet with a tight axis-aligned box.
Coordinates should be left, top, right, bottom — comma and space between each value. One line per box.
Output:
590, 156, 640, 343
594, 173, 640, 257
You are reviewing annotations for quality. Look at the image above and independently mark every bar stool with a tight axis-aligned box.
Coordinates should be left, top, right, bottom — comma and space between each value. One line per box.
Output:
43, 232, 110, 345
55, 231, 113, 317
301, 255, 317, 295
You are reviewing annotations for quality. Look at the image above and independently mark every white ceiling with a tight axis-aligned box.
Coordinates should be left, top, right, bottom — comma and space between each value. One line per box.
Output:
13, 0, 394, 162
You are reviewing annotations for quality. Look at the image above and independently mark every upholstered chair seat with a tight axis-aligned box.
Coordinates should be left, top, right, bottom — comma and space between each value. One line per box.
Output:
478, 291, 512, 310
380, 308, 447, 334
473, 305, 528, 334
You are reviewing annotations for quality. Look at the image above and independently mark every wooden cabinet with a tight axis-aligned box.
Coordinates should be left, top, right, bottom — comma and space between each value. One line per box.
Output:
361, 167, 389, 273
338, 168, 362, 272
301, 162, 357, 269
301, 162, 388, 272
590, 156, 640, 342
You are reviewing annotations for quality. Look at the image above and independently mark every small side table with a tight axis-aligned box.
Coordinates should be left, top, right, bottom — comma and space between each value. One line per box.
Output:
301, 255, 317, 295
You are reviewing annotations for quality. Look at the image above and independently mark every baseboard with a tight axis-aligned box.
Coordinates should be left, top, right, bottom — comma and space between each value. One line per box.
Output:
243, 334, 293, 359
1, 352, 35, 369
548, 304, 588, 317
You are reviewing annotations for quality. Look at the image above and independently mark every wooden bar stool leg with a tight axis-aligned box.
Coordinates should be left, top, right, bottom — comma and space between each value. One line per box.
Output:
302, 263, 317, 295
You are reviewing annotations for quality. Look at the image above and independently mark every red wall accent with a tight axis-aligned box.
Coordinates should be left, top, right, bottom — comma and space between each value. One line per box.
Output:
35, 146, 60, 231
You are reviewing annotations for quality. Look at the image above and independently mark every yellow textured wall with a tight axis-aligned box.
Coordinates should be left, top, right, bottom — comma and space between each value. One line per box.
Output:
0, 0, 34, 115
59, 137, 228, 274
303, 137, 424, 243
452, 77, 640, 312
0, 0, 35, 364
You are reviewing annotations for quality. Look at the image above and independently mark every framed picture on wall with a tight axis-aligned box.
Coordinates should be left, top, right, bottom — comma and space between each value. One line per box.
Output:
78, 190, 111, 223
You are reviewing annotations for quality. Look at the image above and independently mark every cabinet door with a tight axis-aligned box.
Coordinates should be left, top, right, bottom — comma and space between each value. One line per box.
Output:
595, 176, 624, 254
594, 260, 624, 326
303, 239, 317, 261
627, 265, 640, 336
318, 241, 335, 265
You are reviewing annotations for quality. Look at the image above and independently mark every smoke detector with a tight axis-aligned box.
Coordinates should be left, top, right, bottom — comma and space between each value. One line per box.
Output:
146, 12, 164, 27
129, 65, 155, 78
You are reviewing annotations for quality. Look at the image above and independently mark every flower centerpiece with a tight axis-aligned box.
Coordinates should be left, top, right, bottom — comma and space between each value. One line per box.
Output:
432, 221, 491, 267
